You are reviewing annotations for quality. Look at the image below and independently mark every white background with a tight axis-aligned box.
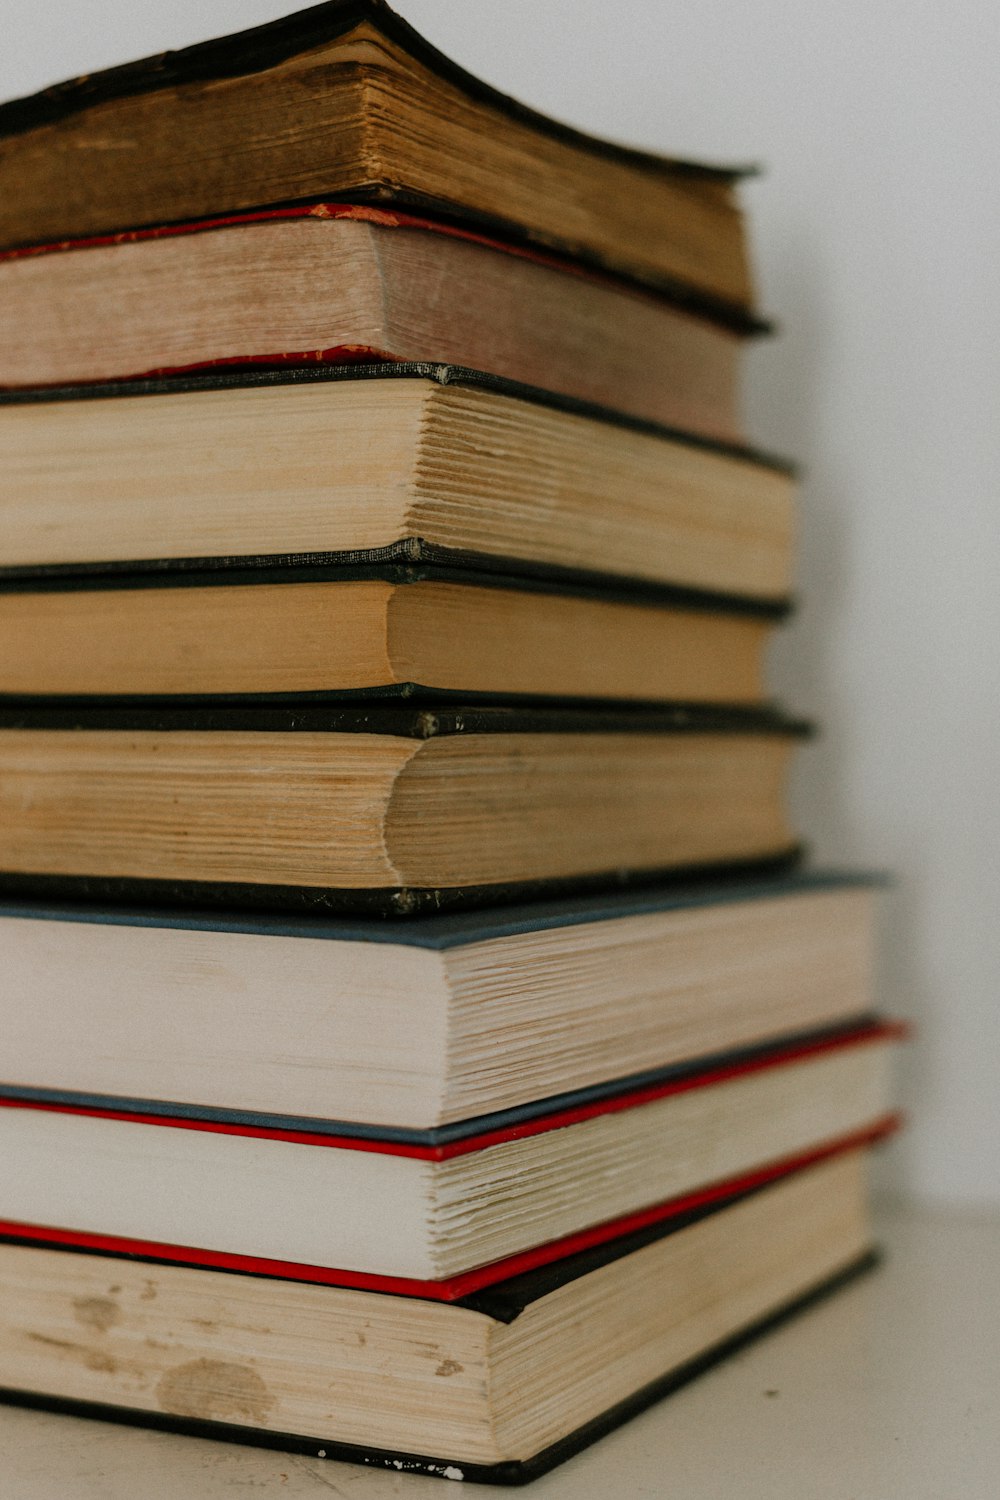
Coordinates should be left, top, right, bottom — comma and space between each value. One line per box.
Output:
2, 1, 998, 1212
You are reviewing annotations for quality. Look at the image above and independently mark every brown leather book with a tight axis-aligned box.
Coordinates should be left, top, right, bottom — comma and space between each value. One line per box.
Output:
0, 205, 746, 440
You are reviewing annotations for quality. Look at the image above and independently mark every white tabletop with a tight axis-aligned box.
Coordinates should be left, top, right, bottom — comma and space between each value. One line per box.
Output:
1, 1202, 997, 1499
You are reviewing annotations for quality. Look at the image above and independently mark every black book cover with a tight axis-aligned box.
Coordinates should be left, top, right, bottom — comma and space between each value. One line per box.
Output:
0, 545, 794, 627
0, 698, 809, 917
0, 697, 808, 736
0, 858, 807, 921
0, 866, 880, 949
0, 363, 795, 610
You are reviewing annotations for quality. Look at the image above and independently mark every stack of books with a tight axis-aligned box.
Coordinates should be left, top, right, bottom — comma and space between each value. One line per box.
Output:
0, 1, 901, 1484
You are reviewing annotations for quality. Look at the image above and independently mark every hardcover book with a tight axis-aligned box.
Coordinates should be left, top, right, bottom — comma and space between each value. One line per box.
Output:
0, 700, 807, 914
0, 873, 881, 1129
0, 562, 784, 706
0, 365, 796, 601
0, 0, 759, 321
0, 1150, 878, 1482
0, 205, 745, 441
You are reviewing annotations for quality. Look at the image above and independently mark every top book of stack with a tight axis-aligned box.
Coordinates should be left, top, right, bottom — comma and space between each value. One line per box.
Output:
0, 0, 760, 330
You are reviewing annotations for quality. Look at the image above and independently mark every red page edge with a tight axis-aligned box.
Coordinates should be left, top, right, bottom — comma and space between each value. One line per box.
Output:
0, 201, 638, 294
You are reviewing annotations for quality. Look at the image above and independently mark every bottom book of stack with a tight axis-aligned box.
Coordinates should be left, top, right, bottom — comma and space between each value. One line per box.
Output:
0, 1148, 881, 1484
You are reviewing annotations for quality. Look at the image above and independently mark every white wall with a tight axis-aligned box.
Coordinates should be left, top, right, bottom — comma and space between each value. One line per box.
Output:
2, 1, 998, 1211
